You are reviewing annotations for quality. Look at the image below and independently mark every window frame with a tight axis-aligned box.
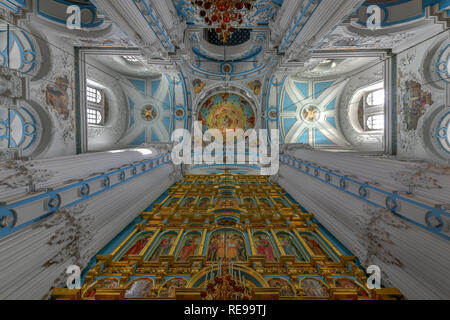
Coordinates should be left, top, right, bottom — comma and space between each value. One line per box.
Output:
86, 85, 105, 127
362, 89, 385, 132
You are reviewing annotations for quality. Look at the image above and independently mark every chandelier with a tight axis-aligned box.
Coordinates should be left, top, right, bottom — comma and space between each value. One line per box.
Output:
201, 260, 251, 300
191, 0, 256, 43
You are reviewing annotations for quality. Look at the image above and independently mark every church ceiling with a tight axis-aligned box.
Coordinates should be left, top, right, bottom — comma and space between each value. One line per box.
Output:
277, 77, 351, 147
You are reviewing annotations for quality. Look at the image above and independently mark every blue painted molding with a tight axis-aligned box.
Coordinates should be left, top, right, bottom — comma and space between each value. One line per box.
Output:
0, 154, 172, 240
281, 154, 450, 241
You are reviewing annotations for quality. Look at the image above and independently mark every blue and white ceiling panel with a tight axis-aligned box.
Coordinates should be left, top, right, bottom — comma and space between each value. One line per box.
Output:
278, 77, 351, 148
119, 73, 187, 146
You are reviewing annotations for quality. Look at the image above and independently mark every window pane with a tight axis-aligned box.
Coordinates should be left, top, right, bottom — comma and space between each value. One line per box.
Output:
123, 55, 140, 63
87, 86, 102, 104
366, 89, 384, 106
87, 108, 102, 125
366, 114, 384, 130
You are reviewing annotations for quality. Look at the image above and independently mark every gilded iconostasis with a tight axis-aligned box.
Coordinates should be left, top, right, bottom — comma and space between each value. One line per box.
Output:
52, 174, 402, 300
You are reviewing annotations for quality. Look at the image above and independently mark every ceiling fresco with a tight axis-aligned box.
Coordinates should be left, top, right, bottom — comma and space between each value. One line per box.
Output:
198, 92, 255, 135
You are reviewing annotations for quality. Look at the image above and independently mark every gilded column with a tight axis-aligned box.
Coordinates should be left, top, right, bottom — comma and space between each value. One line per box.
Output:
140, 228, 161, 256
293, 229, 315, 258
314, 228, 343, 259
247, 228, 257, 255
110, 229, 139, 258
197, 228, 208, 256
168, 228, 185, 256
270, 228, 286, 256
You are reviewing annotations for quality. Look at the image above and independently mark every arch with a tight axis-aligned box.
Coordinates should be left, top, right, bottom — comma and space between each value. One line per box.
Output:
348, 81, 384, 133
158, 277, 188, 298
267, 277, 296, 297
300, 277, 329, 297
334, 277, 370, 297
82, 277, 119, 298
188, 264, 268, 289
124, 277, 154, 298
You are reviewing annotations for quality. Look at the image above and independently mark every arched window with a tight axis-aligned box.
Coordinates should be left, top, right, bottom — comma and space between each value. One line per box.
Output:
86, 85, 105, 126
86, 86, 102, 104
360, 88, 385, 132
366, 89, 384, 107
122, 55, 140, 63
87, 108, 102, 125
366, 114, 384, 130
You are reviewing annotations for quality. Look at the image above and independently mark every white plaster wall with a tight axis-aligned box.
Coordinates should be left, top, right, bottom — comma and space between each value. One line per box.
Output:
396, 31, 449, 164
277, 163, 450, 299
0, 162, 178, 300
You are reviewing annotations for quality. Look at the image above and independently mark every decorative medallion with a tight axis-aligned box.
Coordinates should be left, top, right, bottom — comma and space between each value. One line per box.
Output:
301, 105, 320, 123
141, 105, 158, 121
174, 106, 186, 120
267, 108, 278, 121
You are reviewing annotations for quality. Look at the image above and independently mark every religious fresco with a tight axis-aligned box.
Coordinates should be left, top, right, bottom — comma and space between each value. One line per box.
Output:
181, 197, 195, 208
207, 230, 247, 262
402, 80, 433, 131
301, 233, 334, 262
55, 174, 402, 300
177, 232, 201, 261
248, 80, 262, 95
254, 232, 278, 262
198, 93, 255, 135
216, 218, 237, 226
244, 197, 257, 208
163, 197, 179, 207
301, 278, 329, 297
335, 278, 369, 297
148, 232, 177, 261
258, 198, 273, 209
124, 278, 154, 298
198, 197, 210, 209
216, 197, 239, 207
277, 232, 305, 262
119, 232, 154, 261
45, 76, 71, 121
267, 278, 296, 297
274, 198, 290, 208
83, 278, 118, 298
159, 278, 188, 298
192, 79, 206, 94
